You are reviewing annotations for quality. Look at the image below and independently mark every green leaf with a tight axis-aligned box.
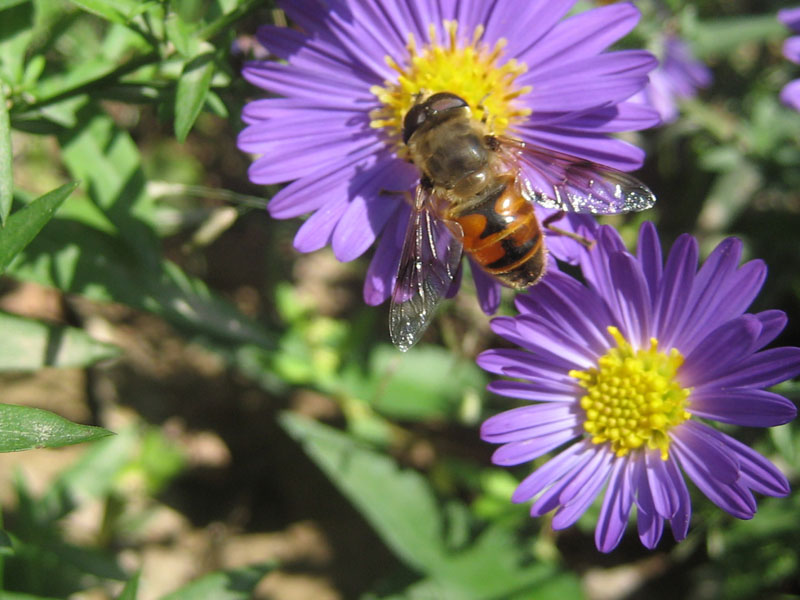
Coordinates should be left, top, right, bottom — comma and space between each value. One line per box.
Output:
0, 404, 113, 453
0, 527, 12, 556
66, 0, 148, 23
160, 563, 275, 600
0, 1, 34, 86
354, 345, 487, 421
9, 217, 275, 347
117, 571, 141, 600
58, 112, 161, 267
0, 82, 11, 225
0, 181, 77, 274
0, 311, 120, 371
279, 412, 448, 572
174, 49, 216, 142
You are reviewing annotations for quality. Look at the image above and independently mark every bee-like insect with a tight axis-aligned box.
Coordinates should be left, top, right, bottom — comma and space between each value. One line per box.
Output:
390, 92, 656, 351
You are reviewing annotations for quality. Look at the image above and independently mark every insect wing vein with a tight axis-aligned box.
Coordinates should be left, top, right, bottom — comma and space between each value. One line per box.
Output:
389, 194, 462, 351
499, 137, 656, 215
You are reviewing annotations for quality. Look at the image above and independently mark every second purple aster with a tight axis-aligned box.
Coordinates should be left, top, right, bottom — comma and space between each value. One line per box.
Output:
634, 34, 711, 124
779, 6, 800, 111
238, 0, 660, 314
479, 222, 800, 552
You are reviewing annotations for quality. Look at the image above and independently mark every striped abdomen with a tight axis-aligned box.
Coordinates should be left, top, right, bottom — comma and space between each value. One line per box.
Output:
446, 176, 546, 289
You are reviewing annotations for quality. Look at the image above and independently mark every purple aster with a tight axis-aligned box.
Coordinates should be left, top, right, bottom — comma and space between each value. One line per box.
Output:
779, 6, 800, 111
633, 35, 711, 123
239, 0, 660, 314
479, 222, 799, 552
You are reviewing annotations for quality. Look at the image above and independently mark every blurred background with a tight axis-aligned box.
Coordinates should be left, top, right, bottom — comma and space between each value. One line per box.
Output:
1, 0, 799, 598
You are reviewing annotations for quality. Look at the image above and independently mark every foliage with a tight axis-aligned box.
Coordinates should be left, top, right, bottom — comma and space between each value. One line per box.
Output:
0, 0, 798, 599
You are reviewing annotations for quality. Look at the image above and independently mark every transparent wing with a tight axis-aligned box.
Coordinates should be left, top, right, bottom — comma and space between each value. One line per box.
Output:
389, 186, 463, 352
497, 136, 656, 215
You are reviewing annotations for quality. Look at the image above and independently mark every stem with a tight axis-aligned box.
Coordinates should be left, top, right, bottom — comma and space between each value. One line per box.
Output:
0, 84, 12, 226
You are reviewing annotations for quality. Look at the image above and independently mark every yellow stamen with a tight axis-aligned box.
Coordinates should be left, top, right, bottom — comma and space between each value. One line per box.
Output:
569, 327, 692, 460
369, 20, 531, 156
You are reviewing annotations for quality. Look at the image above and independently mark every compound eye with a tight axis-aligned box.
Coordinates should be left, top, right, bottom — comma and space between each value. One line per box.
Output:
427, 92, 468, 113
402, 104, 427, 144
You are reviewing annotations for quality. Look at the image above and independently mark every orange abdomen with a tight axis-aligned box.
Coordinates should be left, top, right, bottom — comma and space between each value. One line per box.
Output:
446, 176, 546, 289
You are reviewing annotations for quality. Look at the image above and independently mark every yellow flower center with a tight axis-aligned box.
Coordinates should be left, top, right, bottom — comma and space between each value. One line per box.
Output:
569, 327, 692, 460
369, 20, 531, 155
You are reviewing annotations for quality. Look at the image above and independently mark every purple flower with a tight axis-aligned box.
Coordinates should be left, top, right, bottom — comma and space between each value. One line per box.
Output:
779, 6, 800, 111
633, 35, 711, 123
239, 0, 660, 313
479, 222, 799, 552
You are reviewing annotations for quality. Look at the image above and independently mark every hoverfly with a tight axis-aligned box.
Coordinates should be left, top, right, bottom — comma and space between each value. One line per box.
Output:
390, 92, 655, 351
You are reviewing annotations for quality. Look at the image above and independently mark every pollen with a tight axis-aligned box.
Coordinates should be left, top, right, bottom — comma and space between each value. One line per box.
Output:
569, 327, 692, 460
369, 20, 531, 155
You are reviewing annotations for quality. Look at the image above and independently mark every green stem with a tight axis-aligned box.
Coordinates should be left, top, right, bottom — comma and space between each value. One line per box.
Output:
0, 84, 12, 226
196, 0, 263, 41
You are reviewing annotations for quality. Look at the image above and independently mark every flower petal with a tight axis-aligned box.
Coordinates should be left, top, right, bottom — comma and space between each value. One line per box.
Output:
595, 456, 634, 553
481, 404, 580, 443
492, 428, 577, 466
688, 389, 797, 427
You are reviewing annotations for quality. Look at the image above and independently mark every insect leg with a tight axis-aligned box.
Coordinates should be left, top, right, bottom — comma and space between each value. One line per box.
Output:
542, 211, 595, 249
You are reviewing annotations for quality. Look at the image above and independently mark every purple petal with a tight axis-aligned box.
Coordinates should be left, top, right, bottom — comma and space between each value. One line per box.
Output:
580, 225, 628, 305
470, 260, 502, 314
633, 458, 665, 549
652, 233, 698, 347
492, 428, 577, 467
689, 389, 797, 427
522, 51, 656, 112
499, 1, 576, 61
781, 79, 800, 111
680, 315, 763, 386
520, 3, 641, 71
511, 440, 590, 503
609, 251, 651, 349
363, 205, 407, 306
477, 347, 578, 383
522, 125, 648, 172
516, 270, 615, 357
293, 192, 349, 253
665, 456, 691, 542
481, 404, 579, 444
266, 144, 382, 218
671, 421, 740, 485
552, 448, 614, 529
645, 450, 680, 520
696, 426, 791, 497
671, 426, 758, 519
636, 221, 662, 301
487, 379, 581, 402
242, 61, 374, 101
595, 456, 634, 552
331, 160, 416, 261
753, 310, 788, 349
702, 347, 800, 389
779, 7, 800, 32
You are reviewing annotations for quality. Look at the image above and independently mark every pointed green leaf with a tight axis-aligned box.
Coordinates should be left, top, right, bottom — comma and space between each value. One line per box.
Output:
8, 217, 275, 347
174, 48, 215, 142
0, 83, 11, 225
0, 311, 120, 371
279, 413, 448, 572
0, 404, 113, 453
66, 0, 149, 23
117, 571, 141, 600
0, 1, 34, 85
0, 181, 77, 273
0, 528, 12, 556
160, 563, 275, 600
